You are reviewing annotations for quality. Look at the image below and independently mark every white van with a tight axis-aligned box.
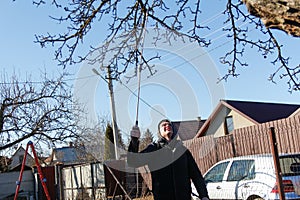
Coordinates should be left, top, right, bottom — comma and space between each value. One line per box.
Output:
192, 153, 300, 200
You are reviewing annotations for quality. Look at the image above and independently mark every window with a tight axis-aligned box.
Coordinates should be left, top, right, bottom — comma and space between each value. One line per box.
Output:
280, 154, 300, 176
227, 160, 255, 181
19, 155, 24, 163
204, 161, 229, 183
225, 116, 234, 134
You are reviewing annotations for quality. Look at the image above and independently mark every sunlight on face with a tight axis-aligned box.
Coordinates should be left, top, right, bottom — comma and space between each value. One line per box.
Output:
159, 121, 173, 141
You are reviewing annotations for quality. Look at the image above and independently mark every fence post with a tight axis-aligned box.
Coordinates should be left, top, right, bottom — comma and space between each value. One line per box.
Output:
230, 134, 236, 157
91, 163, 96, 200
55, 163, 64, 200
269, 127, 285, 200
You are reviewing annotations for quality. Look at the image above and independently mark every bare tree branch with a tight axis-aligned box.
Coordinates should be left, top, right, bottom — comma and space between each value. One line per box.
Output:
30, 0, 300, 91
267, 28, 300, 92
0, 72, 84, 150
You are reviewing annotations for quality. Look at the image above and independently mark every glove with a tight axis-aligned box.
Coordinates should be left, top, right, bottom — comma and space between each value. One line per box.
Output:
130, 125, 141, 138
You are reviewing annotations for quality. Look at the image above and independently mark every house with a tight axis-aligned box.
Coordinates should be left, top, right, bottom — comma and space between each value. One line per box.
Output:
172, 117, 206, 141
195, 99, 300, 138
44, 142, 97, 166
291, 107, 300, 117
9, 146, 35, 171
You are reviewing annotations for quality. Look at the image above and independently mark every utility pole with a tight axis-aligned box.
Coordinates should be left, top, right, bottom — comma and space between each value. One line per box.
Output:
269, 127, 285, 200
92, 66, 119, 160
106, 66, 119, 160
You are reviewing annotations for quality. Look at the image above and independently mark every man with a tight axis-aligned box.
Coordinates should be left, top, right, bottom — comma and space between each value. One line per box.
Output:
127, 119, 209, 200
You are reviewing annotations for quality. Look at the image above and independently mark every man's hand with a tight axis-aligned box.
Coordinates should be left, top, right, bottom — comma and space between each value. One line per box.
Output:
130, 126, 141, 138
128, 126, 140, 153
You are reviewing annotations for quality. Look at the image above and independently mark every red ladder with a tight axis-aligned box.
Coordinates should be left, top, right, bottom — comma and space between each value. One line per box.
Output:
14, 141, 51, 200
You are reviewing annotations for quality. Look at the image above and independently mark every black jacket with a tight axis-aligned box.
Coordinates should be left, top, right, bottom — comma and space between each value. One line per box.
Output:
127, 136, 209, 200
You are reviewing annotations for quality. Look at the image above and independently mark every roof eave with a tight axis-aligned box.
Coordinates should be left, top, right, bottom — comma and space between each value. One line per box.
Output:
194, 99, 259, 138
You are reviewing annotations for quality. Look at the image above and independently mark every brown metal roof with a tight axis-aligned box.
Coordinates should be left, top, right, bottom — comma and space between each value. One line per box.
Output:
46, 145, 96, 165
172, 119, 206, 141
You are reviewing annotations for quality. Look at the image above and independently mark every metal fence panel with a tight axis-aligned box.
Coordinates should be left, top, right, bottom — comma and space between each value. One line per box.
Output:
62, 162, 106, 200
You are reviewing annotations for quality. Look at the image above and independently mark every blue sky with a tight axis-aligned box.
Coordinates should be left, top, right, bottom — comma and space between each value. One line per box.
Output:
1, 1, 299, 139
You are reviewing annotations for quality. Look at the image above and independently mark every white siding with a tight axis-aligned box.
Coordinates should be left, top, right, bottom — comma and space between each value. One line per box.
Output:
0, 170, 34, 199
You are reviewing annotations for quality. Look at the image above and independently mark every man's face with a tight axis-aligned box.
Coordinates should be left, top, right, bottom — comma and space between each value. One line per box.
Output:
159, 121, 173, 141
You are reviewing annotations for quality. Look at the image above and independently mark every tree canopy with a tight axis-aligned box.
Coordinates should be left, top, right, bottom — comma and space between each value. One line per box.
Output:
0, 72, 83, 152
31, 0, 299, 91
139, 128, 154, 151
104, 123, 125, 160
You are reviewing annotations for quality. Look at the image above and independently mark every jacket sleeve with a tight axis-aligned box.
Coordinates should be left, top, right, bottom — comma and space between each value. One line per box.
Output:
128, 137, 139, 153
187, 150, 209, 199
127, 137, 156, 168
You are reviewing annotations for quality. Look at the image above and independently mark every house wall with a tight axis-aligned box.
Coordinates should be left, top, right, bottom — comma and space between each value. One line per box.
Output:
10, 147, 34, 169
205, 107, 229, 137
228, 109, 256, 129
0, 170, 34, 199
205, 107, 256, 137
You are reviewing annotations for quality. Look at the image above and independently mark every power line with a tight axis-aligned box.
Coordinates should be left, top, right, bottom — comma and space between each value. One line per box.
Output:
0, 75, 96, 85
0, 10, 231, 86
115, 23, 256, 118
118, 79, 167, 119
0, 11, 255, 120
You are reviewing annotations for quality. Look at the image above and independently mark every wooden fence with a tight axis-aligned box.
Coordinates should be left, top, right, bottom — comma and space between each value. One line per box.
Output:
185, 114, 300, 174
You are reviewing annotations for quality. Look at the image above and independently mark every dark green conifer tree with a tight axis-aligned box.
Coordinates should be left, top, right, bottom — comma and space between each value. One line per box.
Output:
139, 129, 154, 151
104, 124, 115, 160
